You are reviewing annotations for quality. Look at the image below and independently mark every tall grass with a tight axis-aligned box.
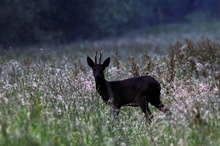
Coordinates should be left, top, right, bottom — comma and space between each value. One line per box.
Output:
0, 37, 219, 146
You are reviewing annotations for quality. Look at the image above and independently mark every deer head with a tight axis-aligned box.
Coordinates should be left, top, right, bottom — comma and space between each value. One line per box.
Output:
87, 51, 110, 82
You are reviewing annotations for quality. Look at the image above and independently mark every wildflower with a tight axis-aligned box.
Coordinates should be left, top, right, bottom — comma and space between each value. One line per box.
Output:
32, 81, 38, 88
196, 63, 204, 72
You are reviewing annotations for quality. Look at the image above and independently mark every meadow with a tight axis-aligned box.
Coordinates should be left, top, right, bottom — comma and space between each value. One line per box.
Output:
0, 21, 220, 146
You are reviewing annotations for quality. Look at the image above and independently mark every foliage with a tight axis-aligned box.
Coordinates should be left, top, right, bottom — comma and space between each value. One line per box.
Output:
0, 37, 219, 145
1, 0, 220, 46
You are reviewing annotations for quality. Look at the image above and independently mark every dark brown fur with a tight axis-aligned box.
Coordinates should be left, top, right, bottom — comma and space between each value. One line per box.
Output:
87, 54, 171, 124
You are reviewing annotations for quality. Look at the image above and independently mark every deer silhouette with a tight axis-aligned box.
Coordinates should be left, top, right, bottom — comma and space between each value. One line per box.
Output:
87, 51, 171, 124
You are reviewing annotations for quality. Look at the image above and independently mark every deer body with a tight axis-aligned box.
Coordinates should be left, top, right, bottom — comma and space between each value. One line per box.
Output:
87, 53, 171, 124
105, 76, 160, 107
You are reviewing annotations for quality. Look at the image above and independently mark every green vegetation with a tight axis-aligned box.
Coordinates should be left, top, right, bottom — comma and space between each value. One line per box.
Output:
0, 36, 219, 146
0, 21, 220, 145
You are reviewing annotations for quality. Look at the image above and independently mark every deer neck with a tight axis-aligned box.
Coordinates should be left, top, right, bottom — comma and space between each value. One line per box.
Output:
95, 78, 111, 102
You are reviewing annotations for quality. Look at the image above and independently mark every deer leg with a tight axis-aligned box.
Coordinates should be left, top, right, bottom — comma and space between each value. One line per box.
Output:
150, 99, 172, 116
135, 96, 153, 124
158, 103, 172, 116
146, 101, 153, 123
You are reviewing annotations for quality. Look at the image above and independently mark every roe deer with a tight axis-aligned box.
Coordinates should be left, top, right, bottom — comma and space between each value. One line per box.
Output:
87, 51, 171, 124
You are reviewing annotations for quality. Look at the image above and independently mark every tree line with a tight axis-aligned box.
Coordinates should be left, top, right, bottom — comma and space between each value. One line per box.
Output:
0, 0, 219, 46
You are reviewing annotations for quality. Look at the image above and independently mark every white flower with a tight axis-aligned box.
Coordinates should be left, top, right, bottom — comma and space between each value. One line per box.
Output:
196, 62, 203, 72
32, 81, 38, 87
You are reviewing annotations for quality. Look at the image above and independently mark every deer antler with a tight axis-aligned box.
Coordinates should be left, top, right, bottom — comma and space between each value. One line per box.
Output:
94, 50, 103, 64
94, 51, 97, 64
99, 50, 102, 64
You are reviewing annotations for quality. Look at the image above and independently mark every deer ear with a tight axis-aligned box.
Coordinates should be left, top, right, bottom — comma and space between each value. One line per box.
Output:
87, 57, 95, 68
102, 57, 110, 68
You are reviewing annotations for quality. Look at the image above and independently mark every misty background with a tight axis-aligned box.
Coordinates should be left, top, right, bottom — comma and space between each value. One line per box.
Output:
0, 0, 220, 47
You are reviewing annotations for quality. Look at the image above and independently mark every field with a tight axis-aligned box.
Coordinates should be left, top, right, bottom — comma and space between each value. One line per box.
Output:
0, 21, 220, 146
